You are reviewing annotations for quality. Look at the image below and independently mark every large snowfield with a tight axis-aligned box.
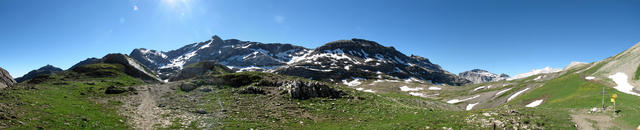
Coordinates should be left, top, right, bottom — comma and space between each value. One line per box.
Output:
608, 72, 640, 96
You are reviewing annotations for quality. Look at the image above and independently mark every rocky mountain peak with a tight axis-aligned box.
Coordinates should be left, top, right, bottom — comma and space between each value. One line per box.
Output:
129, 35, 309, 79
458, 69, 509, 84
15, 65, 63, 83
311, 38, 403, 60
40, 65, 62, 71
0, 67, 16, 89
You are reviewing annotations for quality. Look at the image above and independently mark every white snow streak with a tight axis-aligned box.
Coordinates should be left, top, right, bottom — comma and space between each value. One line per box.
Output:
466, 102, 479, 110
428, 86, 442, 90
585, 76, 595, 80
525, 100, 543, 107
495, 88, 512, 96
507, 88, 530, 101
447, 95, 480, 104
342, 79, 362, 87
400, 86, 423, 91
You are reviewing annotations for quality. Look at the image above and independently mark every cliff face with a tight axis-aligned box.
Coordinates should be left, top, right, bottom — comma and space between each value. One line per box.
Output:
0, 67, 17, 89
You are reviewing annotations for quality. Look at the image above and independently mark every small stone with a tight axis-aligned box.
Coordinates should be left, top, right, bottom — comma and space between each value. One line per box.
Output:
199, 88, 212, 92
105, 86, 127, 94
196, 110, 207, 114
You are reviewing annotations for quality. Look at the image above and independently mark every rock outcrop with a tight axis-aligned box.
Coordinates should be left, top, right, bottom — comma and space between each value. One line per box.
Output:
15, 65, 63, 83
279, 80, 344, 100
458, 69, 509, 84
0, 67, 16, 89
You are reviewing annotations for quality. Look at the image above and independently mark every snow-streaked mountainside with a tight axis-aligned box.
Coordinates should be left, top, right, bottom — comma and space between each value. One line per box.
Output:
507, 67, 562, 80
130, 35, 309, 79
274, 38, 470, 85
458, 69, 509, 84
130, 35, 470, 85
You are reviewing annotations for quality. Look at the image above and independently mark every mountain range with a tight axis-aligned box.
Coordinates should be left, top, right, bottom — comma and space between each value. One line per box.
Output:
129, 35, 470, 85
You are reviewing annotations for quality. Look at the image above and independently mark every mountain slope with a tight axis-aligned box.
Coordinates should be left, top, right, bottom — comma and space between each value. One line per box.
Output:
591, 42, 640, 92
458, 69, 509, 84
275, 38, 469, 85
69, 53, 162, 83
14, 65, 63, 83
0, 67, 16, 89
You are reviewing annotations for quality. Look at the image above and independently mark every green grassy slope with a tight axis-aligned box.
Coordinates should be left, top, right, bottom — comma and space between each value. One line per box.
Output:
510, 62, 640, 128
0, 63, 144, 129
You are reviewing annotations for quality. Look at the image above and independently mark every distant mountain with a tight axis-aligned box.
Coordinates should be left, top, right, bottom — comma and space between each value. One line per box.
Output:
0, 67, 16, 89
15, 65, 63, 83
130, 35, 308, 79
274, 38, 470, 85
458, 69, 509, 84
508, 67, 562, 80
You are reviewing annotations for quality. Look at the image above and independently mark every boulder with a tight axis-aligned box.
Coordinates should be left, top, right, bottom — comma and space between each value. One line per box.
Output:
179, 82, 197, 92
105, 86, 128, 94
0, 67, 16, 89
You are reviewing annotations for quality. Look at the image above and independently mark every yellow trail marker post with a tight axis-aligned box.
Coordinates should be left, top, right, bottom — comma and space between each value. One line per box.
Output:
611, 94, 617, 116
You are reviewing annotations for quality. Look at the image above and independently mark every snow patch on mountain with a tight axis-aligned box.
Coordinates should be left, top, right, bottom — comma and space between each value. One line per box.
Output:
355, 88, 375, 93
585, 76, 595, 80
399, 86, 423, 91
447, 95, 480, 104
466, 102, 479, 110
495, 88, 512, 96
342, 78, 363, 86
507, 88, 530, 101
428, 86, 442, 90
525, 100, 543, 107
608, 72, 640, 96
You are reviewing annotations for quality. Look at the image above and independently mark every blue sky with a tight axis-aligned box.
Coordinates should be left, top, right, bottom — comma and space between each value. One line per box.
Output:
1, 0, 639, 77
